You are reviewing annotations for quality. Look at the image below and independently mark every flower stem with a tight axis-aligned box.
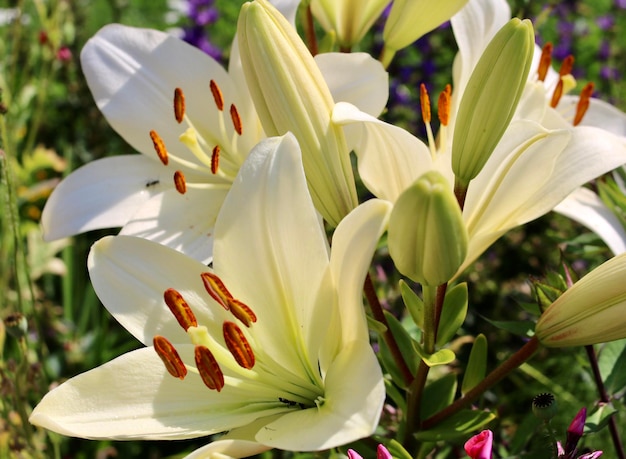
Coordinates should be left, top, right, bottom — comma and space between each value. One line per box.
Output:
585, 344, 626, 459
364, 273, 413, 385
422, 336, 540, 429
303, 4, 318, 56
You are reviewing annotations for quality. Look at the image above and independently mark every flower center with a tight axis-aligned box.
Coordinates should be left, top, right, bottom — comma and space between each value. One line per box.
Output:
147, 80, 247, 194
420, 83, 452, 157
152, 272, 323, 409
536, 43, 594, 126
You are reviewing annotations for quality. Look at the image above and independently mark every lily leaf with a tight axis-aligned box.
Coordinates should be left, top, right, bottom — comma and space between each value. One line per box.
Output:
415, 410, 496, 441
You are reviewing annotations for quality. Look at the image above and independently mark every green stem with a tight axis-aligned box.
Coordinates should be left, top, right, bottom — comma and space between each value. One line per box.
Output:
423, 336, 540, 429
364, 273, 414, 386
585, 344, 625, 459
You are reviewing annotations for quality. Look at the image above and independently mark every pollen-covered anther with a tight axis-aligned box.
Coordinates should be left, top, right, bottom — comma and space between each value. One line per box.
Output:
153, 335, 187, 379
230, 104, 243, 136
537, 43, 553, 82
200, 272, 233, 310
164, 288, 198, 330
227, 298, 257, 327
438, 84, 451, 126
174, 170, 187, 194
223, 321, 255, 369
174, 87, 185, 123
419, 83, 431, 123
573, 82, 594, 126
559, 55, 575, 77
211, 146, 220, 174
194, 345, 225, 391
209, 79, 225, 111
149, 130, 169, 165
550, 79, 564, 108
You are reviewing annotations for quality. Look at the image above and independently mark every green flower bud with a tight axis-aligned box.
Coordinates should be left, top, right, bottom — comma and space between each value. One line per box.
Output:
388, 171, 468, 286
536, 253, 626, 347
452, 18, 535, 188
238, 0, 358, 227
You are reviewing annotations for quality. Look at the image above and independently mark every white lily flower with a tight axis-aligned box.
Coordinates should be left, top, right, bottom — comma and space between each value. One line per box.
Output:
41, 22, 387, 262
30, 133, 390, 455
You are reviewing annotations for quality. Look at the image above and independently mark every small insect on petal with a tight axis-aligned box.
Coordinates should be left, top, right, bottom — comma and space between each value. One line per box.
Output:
195, 345, 225, 391
149, 130, 169, 165
230, 104, 243, 135
210, 80, 225, 111
164, 288, 198, 330
223, 321, 255, 369
174, 170, 187, 194
174, 87, 185, 123
200, 272, 234, 310
154, 335, 187, 379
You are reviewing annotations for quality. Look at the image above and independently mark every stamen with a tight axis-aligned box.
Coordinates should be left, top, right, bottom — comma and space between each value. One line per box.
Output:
228, 299, 257, 327
164, 288, 197, 330
559, 55, 575, 77
230, 104, 243, 136
573, 82, 594, 126
537, 43, 553, 82
149, 130, 169, 165
200, 272, 233, 310
174, 170, 187, 194
437, 84, 451, 127
550, 79, 564, 108
174, 87, 185, 124
195, 345, 225, 391
223, 321, 255, 369
211, 146, 220, 174
210, 80, 225, 111
419, 83, 431, 123
154, 335, 187, 379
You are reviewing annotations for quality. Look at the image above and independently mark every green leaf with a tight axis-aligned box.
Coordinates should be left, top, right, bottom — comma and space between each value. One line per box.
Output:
412, 340, 456, 367
599, 338, 626, 394
415, 409, 496, 441
481, 316, 535, 337
378, 311, 421, 388
436, 282, 468, 346
462, 334, 487, 395
385, 439, 413, 459
585, 402, 618, 433
400, 280, 424, 331
367, 315, 388, 334
420, 373, 457, 420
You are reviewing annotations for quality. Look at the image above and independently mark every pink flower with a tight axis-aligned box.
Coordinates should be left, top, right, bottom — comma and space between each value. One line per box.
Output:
347, 444, 392, 459
465, 430, 493, 459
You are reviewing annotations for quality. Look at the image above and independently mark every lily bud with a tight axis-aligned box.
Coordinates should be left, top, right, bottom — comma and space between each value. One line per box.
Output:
388, 171, 468, 286
310, 0, 390, 50
451, 18, 535, 188
381, 0, 468, 68
238, 0, 358, 227
535, 252, 626, 347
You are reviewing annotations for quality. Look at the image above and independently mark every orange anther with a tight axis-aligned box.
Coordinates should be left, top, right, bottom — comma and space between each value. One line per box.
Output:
573, 82, 595, 126
149, 130, 169, 165
223, 321, 255, 369
419, 83, 431, 123
174, 87, 185, 123
537, 43, 553, 82
211, 145, 220, 174
437, 84, 451, 127
228, 298, 257, 327
230, 104, 243, 135
174, 170, 187, 194
559, 55, 574, 77
163, 288, 197, 330
195, 345, 225, 391
210, 80, 224, 111
550, 78, 564, 108
154, 335, 187, 379
201, 272, 234, 310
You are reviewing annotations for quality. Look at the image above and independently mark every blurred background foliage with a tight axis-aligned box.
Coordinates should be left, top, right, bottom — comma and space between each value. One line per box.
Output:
1, 0, 625, 457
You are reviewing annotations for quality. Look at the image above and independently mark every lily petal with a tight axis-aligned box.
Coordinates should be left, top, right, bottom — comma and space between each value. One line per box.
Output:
557, 95, 626, 137
213, 133, 331, 382
554, 187, 626, 255
41, 155, 168, 240
254, 341, 384, 450
315, 53, 388, 117
120, 187, 229, 263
